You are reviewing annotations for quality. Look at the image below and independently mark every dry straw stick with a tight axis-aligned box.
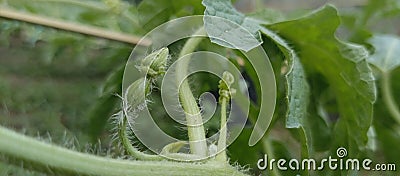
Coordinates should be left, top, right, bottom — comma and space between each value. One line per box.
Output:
0, 7, 151, 46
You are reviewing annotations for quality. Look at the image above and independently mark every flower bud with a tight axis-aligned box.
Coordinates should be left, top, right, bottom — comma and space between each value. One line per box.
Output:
139, 47, 169, 77
218, 71, 236, 102
124, 77, 150, 111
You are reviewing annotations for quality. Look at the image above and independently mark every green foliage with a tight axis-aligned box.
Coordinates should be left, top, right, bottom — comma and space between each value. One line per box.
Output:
202, 0, 262, 51
138, 0, 204, 31
259, 28, 311, 175
1, 0, 400, 175
269, 6, 376, 157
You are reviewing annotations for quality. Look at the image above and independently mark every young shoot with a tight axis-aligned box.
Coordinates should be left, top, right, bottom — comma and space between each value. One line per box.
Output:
216, 71, 236, 162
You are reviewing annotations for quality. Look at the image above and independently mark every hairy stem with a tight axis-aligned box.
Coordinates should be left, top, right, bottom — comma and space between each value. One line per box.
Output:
216, 71, 235, 162
0, 126, 248, 176
381, 71, 400, 124
119, 114, 163, 161
216, 97, 227, 162
177, 27, 207, 157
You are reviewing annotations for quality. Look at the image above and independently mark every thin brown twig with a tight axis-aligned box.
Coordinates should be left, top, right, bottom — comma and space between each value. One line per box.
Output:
0, 7, 151, 46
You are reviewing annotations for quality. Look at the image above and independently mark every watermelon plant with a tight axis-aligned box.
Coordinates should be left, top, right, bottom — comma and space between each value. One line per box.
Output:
0, 0, 399, 175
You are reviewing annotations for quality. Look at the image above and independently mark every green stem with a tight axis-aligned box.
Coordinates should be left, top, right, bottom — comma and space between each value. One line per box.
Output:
216, 97, 227, 162
216, 71, 235, 162
0, 126, 248, 176
119, 114, 163, 161
381, 71, 400, 124
177, 27, 207, 157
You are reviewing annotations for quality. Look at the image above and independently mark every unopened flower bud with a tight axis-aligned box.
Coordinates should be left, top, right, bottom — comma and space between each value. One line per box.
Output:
139, 47, 169, 77
124, 77, 150, 111
218, 71, 236, 102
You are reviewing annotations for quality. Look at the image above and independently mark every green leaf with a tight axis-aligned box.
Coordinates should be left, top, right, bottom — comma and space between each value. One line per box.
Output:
87, 65, 125, 141
268, 5, 376, 156
138, 0, 204, 31
367, 34, 400, 73
260, 28, 309, 129
246, 8, 285, 24
260, 28, 313, 167
137, 0, 172, 31
284, 58, 309, 128
202, 0, 262, 51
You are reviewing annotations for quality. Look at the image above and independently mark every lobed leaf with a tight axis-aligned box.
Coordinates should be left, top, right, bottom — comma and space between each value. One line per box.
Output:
202, 0, 262, 51
260, 28, 311, 175
268, 5, 376, 156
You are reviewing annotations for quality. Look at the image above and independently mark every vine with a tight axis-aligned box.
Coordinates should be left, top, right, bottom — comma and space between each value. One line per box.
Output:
2, 0, 395, 175
0, 46, 247, 175
0, 126, 246, 176
176, 27, 208, 157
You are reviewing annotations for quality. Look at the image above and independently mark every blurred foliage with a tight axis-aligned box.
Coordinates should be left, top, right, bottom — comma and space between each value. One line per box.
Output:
1, 0, 400, 175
